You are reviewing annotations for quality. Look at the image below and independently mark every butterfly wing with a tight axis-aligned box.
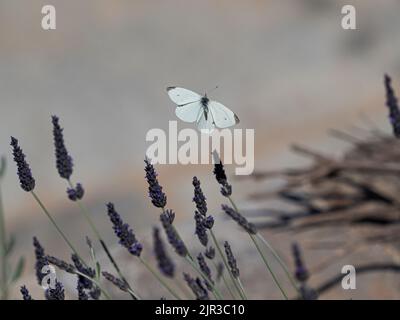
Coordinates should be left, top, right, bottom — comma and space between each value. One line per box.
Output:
167, 87, 201, 106
208, 101, 239, 129
196, 109, 215, 134
175, 101, 203, 123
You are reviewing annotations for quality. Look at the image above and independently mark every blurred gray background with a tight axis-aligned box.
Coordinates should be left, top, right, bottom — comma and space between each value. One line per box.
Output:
1, 0, 400, 299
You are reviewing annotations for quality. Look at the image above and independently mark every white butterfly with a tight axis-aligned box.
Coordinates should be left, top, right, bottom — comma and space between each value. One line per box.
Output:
166, 87, 240, 134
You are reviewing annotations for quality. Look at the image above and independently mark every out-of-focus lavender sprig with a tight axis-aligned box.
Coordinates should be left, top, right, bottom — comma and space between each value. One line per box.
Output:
107, 202, 143, 257
72, 253, 96, 289
197, 253, 214, 290
10, 137, 35, 192
221, 204, 257, 235
102, 271, 129, 292
384, 74, 400, 138
291, 242, 317, 300
160, 211, 188, 257
46, 255, 76, 274
20, 285, 33, 300
52, 115, 74, 180
183, 273, 210, 300
153, 227, 175, 278
33, 237, 48, 285
77, 282, 89, 300
205, 247, 215, 260
45, 281, 65, 300
224, 241, 240, 278
67, 183, 84, 201
291, 242, 309, 282
144, 158, 167, 208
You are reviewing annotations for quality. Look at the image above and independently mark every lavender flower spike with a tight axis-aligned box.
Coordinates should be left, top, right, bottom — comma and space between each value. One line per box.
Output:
33, 237, 48, 285
10, 137, 35, 192
153, 227, 175, 278
212, 151, 232, 197
224, 241, 240, 278
221, 204, 257, 234
183, 273, 210, 300
144, 158, 167, 208
107, 202, 143, 257
291, 242, 309, 282
102, 271, 128, 292
160, 212, 188, 257
45, 281, 65, 300
20, 286, 33, 300
67, 183, 84, 201
384, 74, 400, 138
192, 176, 207, 216
52, 115, 73, 179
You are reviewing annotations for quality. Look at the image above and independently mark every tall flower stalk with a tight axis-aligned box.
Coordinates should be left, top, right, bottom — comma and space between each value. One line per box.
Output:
145, 159, 223, 299
192, 176, 246, 299
51, 115, 139, 299
10, 137, 86, 267
213, 152, 298, 299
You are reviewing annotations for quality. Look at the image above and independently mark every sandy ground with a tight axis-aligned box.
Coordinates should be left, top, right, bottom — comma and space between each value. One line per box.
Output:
1, 0, 400, 299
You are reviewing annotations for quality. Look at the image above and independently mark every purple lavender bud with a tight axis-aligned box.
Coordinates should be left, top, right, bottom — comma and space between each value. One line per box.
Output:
89, 287, 101, 300
107, 202, 142, 257
292, 242, 309, 282
72, 253, 95, 289
10, 137, 35, 192
67, 183, 84, 201
216, 262, 224, 282
163, 209, 175, 224
205, 246, 215, 260
221, 204, 257, 234
160, 212, 188, 257
144, 158, 167, 208
224, 241, 240, 278
77, 282, 89, 300
197, 253, 214, 288
192, 177, 207, 216
46, 255, 76, 274
213, 160, 232, 197
52, 116, 73, 179
20, 286, 33, 300
45, 281, 65, 300
194, 211, 208, 247
183, 273, 210, 300
33, 237, 48, 285
153, 227, 175, 278
299, 285, 318, 300
384, 74, 400, 138
203, 216, 214, 229
102, 271, 128, 292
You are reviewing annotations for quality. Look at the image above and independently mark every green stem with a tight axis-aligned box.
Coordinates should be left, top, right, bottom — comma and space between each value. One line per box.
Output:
209, 230, 247, 300
0, 183, 7, 299
213, 260, 236, 299
67, 179, 139, 299
249, 233, 288, 299
228, 195, 296, 297
185, 256, 223, 300
139, 257, 182, 300
31, 191, 87, 267
236, 277, 248, 300
74, 270, 112, 300
256, 233, 301, 295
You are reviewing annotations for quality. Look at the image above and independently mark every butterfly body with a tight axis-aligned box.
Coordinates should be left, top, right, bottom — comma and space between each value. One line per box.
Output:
166, 87, 239, 134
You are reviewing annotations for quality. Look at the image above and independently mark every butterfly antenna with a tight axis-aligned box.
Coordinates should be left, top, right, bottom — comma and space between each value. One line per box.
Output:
205, 85, 219, 96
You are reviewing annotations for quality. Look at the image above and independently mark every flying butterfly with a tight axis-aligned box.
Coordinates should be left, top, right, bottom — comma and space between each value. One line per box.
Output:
166, 87, 240, 134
